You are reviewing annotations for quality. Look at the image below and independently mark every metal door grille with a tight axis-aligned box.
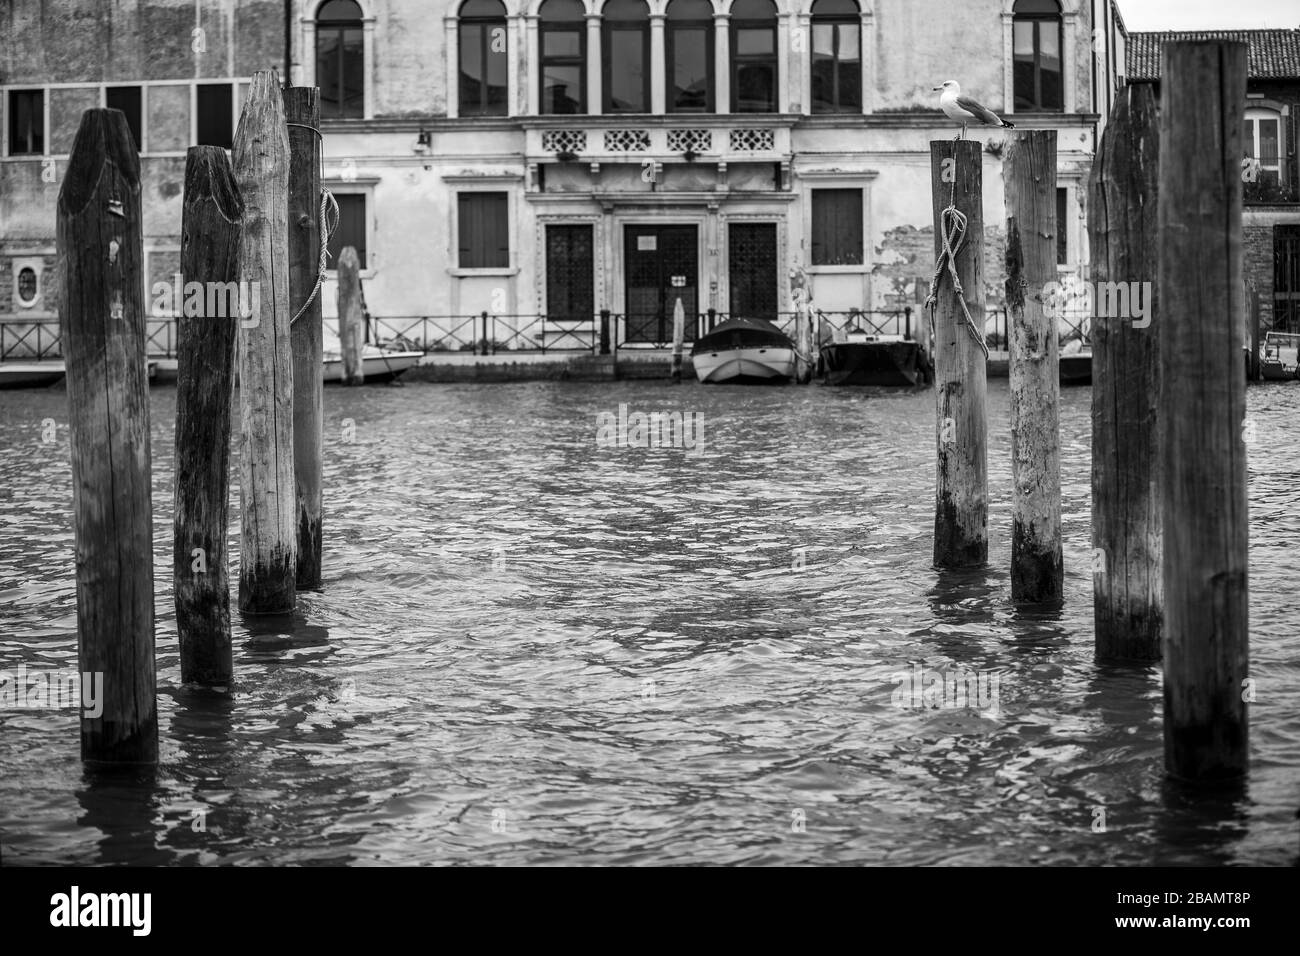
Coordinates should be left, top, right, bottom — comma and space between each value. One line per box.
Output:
728, 222, 778, 321
546, 224, 595, 322
624, 225, 698, 344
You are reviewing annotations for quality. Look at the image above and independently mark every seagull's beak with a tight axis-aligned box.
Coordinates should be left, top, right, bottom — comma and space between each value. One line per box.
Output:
932, 86, 942, 91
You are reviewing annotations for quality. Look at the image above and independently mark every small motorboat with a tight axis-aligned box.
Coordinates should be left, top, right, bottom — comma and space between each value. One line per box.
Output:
322, 327, 423, 384
819, 333, 931, 387
0, 360, 66, 389
1260, 332, 1299, 381
691, 316, 798, 384
0, 360, 157, 388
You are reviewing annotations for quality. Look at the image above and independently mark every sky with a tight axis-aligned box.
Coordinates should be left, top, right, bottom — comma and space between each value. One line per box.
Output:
1118, 0, 1300, 31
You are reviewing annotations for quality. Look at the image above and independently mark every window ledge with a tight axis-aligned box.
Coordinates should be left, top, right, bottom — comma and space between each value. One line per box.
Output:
449, 268, 518, 277
807, 265, 869, 274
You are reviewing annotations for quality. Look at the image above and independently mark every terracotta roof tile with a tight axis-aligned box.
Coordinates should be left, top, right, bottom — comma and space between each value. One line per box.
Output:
1127, 29, 1300, 80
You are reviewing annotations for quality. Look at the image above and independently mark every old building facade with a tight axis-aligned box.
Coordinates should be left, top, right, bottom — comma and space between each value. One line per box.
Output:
1128, 29, 1300, 334
1, 0, 1128, 353
0, 0, 283, 350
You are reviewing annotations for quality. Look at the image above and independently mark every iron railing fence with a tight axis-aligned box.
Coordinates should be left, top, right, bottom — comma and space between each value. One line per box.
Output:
0, 306, 1078, 362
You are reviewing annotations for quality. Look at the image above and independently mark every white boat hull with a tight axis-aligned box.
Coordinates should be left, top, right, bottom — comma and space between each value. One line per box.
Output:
693, 346, 796, 384
1, 360, 157, 388
322, 350, 423, 383
0, 361, 66, 388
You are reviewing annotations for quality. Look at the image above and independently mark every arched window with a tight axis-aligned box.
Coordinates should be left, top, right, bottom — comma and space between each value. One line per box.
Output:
667, 0, 714, 113
317, 0, 364, 119
730, 0, 777, 113
540, 0, 586, 114
603, 0, 650, 114
1013, 0, 1063, 111
460, 0, 508, 116
811, 0, 860, 114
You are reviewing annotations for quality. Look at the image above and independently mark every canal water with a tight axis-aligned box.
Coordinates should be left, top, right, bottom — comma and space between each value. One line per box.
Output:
1, 379, 1297, 865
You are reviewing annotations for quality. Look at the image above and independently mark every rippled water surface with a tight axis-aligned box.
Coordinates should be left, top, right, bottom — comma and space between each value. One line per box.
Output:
1, 378, 1297, 865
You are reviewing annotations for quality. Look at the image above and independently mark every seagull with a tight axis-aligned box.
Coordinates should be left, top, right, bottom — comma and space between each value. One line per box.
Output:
933, 80, 1014, 140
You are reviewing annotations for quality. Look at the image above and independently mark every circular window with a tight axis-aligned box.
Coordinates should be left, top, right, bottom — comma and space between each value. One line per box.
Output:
16, 267, 39, 307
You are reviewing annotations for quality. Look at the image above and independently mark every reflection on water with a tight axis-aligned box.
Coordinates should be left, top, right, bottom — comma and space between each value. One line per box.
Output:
1, 379, 1297, 865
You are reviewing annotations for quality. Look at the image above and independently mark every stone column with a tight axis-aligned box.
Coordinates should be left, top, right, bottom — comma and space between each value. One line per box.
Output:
650, 13, 667, 114
587, 13, 603, 114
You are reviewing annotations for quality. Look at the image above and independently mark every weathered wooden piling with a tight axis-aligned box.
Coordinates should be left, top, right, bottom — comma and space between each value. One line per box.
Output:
57, 108, 157, 762
793, 307, 813, 384
1158, 40, 1249, 781
337, 246, 365, 385
1089, 83, 1162, 661
671, 297, 685, 382
234, 70, 297, 615
930, 140, 988, 568
174, 147, 241, 685
285, 86, 324, 590
1005, 130, 1062, 603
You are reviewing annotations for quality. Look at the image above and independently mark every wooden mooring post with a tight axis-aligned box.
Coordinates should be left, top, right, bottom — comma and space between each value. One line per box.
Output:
285, 85, 324, 590
338, 246, 365, 385
1158, 41, 1249, 781
57, 108, 157, 762
1089, 83, 1162, 661
174, 147, 241, 685
1005, 129, 1062, 603
671, 296, 685, 382
234, 70, 297, 615
930, 140, 988, 568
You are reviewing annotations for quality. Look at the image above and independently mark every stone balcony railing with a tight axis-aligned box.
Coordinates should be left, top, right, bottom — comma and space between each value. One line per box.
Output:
522, 118, 791, 165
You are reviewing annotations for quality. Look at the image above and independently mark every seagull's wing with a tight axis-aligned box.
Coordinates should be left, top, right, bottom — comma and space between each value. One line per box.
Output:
954, 94, 1005, 126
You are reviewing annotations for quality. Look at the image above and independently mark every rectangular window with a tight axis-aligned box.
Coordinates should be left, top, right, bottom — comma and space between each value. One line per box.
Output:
458, 192, 510, 269
1014, 19, 1063, 111
811, 22, 860, 113
1275, 224, 1300, 333
604, 28, 649, 113
460, 20, 508, 116
8, 90, 44, 155
106, 85, 142, 152
195, 83, 233, 149
329, 194, 367, 269
318, 24, 364, 118
732, 27, 777, 112
1056, 187, 1068, 265
810, 188, 863, 266
668, 24, 712, 112
541, 25, 585, 114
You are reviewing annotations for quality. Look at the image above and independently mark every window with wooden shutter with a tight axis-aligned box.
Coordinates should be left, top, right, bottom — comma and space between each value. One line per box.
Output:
458, 192, 510, 269
810, 188, 863, 266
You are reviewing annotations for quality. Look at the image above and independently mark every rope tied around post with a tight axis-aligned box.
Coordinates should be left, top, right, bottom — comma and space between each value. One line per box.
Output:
285, 120, 340, 327
291, 187, 340, 326
924, 170, 989, 358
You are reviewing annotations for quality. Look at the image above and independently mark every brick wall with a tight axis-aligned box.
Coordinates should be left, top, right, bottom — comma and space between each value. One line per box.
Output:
1243, 223, 1275, 331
